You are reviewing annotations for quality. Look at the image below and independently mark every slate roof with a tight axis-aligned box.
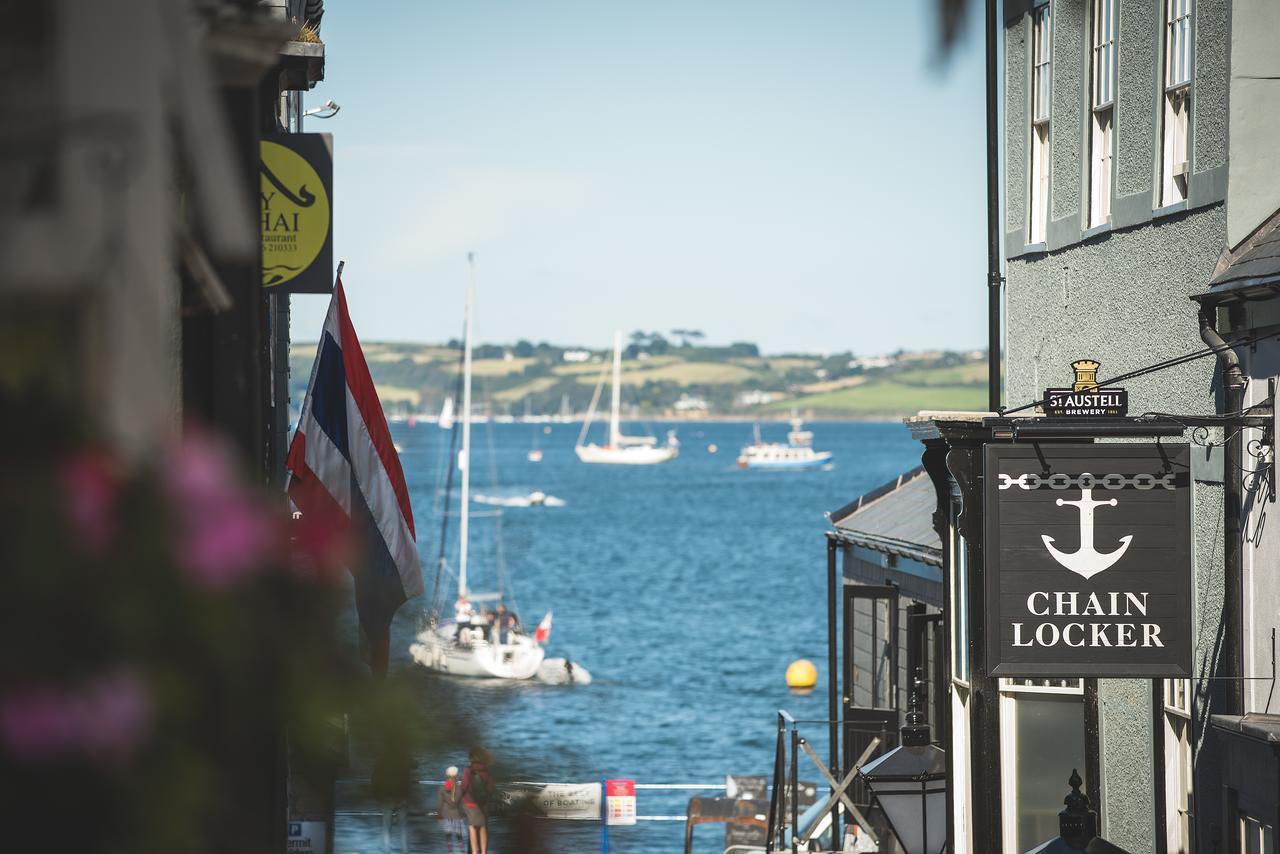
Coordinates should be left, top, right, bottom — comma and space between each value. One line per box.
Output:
828, 466, 942, 566
1209, 208, 1280, 292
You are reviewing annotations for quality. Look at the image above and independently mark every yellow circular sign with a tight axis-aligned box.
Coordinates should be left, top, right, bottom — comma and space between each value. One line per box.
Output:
261, 140, 330, 287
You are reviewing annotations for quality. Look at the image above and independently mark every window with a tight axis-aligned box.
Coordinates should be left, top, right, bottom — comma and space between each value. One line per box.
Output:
1163, 679, 1194, 853
1029, 3, 1052, 244
1160, 0, 1193, 206
1239, 814, 1275, 854
1000, 678, 1087, 852
1088, 0, 1116, 227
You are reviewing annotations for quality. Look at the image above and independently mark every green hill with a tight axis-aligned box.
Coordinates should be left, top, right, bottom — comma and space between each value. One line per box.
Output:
289, 339, 986, 420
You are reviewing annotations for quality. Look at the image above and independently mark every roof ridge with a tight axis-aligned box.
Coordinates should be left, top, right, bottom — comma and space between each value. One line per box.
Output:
828, 465, 927, 525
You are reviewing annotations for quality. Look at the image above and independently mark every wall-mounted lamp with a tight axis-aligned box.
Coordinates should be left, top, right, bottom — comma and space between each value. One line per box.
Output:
302, 100, 340, 119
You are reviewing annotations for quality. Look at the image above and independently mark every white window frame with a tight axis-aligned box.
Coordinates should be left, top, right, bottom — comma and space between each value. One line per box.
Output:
1088, 0, 1116, 227
1029, 3, 1052, 244
1091, 0, 1116, 109
949, 497, 970, 686
1163, 678, 1194, 853
951, 682, 974, 854
1239, 814, 1276, 854
999, 678, 1086, 851
1160, 0, 1193, 206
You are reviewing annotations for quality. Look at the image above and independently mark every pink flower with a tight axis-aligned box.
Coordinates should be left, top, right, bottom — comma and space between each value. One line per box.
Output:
0, 688, 79, 761
60, 452, 121, 553
176, 498, 278, 588
0, 669, 152, 762
79, 670, 153, 758
164, 432, 282, 589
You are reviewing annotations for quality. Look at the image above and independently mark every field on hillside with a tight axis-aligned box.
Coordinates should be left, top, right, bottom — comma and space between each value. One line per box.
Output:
289, 341, 986, 419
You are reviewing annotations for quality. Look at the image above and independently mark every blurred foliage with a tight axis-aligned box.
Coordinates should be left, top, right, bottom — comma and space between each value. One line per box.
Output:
0, 388, 344, 853
0, 386, 559, 852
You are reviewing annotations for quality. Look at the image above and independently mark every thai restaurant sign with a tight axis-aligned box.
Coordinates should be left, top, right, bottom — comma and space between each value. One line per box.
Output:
261, 133, 333, 294
984, 443, 1192, 677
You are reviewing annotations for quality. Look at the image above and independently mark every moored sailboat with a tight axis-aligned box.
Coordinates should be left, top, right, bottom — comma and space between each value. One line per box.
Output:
410, 255, 547, 680
574, 331, 678, 465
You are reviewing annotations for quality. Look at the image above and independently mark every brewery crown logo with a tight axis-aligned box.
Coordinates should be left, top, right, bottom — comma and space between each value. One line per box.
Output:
1043, 359, 1128, 417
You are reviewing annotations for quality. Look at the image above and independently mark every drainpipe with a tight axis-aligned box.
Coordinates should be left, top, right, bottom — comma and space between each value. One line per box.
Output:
1199, 304, 1245, 715
986, 0, 1003, 413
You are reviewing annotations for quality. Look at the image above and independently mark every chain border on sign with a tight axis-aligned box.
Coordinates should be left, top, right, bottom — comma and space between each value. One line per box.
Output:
996, 472, 1176, 491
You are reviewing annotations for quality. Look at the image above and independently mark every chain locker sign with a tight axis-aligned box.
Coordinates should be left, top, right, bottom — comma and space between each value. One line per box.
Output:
984, 443, 1192, 677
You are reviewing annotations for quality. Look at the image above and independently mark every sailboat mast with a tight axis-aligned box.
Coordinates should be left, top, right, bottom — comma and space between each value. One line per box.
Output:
459, 254, 475, 598
610, 329, 622, 447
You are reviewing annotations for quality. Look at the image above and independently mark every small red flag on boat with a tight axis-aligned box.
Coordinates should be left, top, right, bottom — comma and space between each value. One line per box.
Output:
534, 611, 553, 644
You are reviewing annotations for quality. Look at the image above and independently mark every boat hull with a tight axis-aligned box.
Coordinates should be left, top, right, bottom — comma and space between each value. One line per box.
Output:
737, 451, 833, 470
575, 444, 678, 465
410, 628, 545, 680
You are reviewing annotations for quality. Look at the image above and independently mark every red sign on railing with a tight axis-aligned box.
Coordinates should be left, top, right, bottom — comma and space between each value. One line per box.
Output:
605, 779, 636, 825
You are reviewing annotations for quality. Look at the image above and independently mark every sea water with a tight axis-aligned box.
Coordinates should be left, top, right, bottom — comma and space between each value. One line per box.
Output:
334, 420, 920, 853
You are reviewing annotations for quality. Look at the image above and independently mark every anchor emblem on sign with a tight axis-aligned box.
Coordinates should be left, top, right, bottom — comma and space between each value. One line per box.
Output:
1041, 479, 1133, 580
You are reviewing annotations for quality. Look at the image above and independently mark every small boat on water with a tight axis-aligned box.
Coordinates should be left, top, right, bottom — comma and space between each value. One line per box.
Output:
737, 418, 833, 471
575, 331, 678, 465
472, 489, 564, 508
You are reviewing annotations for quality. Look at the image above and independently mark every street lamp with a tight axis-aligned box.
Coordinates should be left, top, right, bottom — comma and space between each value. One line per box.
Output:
858, 670, 947, 854
302, 99, 340, 119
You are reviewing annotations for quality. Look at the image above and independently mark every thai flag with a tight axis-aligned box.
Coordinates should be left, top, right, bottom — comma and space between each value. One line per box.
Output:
286, 278, 423, 656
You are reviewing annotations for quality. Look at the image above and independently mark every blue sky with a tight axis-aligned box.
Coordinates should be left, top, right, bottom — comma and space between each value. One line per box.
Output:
289, 0, 988, 355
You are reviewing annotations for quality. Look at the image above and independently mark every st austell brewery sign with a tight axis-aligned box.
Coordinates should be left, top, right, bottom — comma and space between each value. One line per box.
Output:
1044, 360, 1128, 417
261, 133, 333, 294
984, 443, 1192, 677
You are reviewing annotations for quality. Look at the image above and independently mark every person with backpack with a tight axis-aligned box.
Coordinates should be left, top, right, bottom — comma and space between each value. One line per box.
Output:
437, 766, 465, 853
460, 748, 493, 854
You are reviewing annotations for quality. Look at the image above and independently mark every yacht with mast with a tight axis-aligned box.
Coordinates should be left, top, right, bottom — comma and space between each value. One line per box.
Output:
574, 331, 678, 465
410, 255, 547, 680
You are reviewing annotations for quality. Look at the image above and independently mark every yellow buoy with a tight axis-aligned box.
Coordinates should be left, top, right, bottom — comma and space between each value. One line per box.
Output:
786, 659, 818, 690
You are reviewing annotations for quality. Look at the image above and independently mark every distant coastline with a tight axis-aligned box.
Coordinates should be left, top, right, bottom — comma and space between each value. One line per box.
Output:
293, 337, 987, 421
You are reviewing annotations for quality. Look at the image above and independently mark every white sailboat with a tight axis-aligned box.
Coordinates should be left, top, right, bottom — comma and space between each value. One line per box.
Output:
574, 331, 678, 465
410, 255, 547, 680
436, 395, 455, 430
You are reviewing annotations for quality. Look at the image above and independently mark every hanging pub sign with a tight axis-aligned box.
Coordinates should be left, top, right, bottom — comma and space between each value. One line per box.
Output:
984, 443, 1192, 677
261, 133, 333, 294
1043, 359, 1128, 417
